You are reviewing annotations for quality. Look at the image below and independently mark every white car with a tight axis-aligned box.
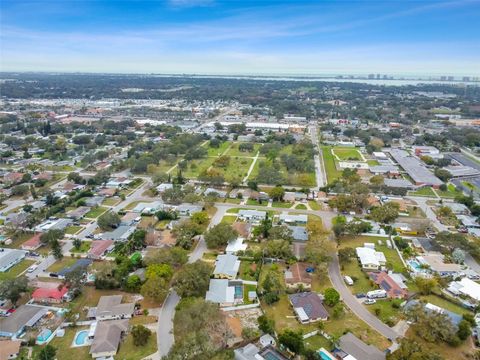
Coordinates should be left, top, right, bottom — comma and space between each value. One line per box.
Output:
364, 299, 376, 305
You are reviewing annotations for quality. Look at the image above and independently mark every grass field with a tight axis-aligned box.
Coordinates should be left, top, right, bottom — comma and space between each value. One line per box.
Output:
367, 160, 380, 166
247, 199, 268, 206
271, 201, 292, 208
321, 146, 341, 183
308, 200, 322, 210
226, 142, 262, 157
182, 157, 216, 178
295, 204, 307, 210
0, 259, 35, 281
249, 157, 316, 187
102, 197, 121, 206
206, 141, 231, 157
220, 215, 236, 224
332, 147, 363, 161
215, 157, 253, 183
409, 187, 437, 197
435, 183, 461, 198
116, 333, 157, 360
85, 206, 109, 219
420, 294, 473, 316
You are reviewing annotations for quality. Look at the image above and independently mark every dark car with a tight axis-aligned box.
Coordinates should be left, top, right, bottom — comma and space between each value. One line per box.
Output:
355, 293, 366, 298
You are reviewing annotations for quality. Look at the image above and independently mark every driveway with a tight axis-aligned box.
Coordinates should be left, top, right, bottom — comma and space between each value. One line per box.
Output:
309, 125, 327, 188
26, 240, 74, 279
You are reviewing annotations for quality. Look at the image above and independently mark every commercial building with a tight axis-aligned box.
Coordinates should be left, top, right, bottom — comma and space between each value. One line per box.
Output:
388, 149, 443, 188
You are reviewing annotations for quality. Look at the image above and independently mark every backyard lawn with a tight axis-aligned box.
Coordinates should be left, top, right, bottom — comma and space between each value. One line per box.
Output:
116, 333, 157, 360
34, 327, 90, 360
85, 206, 109, 219
220, 215, 236, 224
420, 294, 473, 316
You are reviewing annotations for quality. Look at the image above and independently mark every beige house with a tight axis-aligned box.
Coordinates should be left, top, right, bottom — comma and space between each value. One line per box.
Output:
90, 319, 129, 358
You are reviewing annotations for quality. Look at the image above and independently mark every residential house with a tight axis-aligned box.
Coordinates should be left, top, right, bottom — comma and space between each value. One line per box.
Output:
0, 305, 48, 338
156, 183, 173, 193
97, 188, 116, 197
132, 201, 164, 214
88, 295, 135, 321
4, 213, 28, 228
56, 259, 92, 278
66, 206, 91, 220
288, 226, 308, 242
89, 319, 129, 359
205, 279, 244, 307
106, 177, 132, 188
278, 213, 308, 225
101, 225, 136, 242
356, 247, 386, 270
213, 254, 240, 279
283, 192, 307, 203
204, 188, 227, 198
225, 238, 248, 255
369, 272, 408, 299
35, 218, 73, 232
284, 263, 312, 289
237, 210, 267, 223
87, 240, 115, 260
84, 196, 105, 207
234, 344, 289, 360
177, 203, 203, 216
63, 182, 85, 192
288, 292, 328, 323
32, 286, 69, 304
419, 254, 462, 277
21, 233, 42, 251
0, 340, 21, 360
0, 249, 27, 272
3, 172, 23, 185
333, 332, 386, 360
448, 277, 480, 302
444, 202, 470, 215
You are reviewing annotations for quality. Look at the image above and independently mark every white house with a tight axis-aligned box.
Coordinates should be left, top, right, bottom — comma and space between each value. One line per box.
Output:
356, 247, 386, 270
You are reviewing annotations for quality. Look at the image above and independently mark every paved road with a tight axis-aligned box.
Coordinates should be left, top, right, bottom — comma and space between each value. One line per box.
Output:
328, 253, 401, 341
309, 125, 327, 188
26, 240, 74, 279
154, 204, 228, 358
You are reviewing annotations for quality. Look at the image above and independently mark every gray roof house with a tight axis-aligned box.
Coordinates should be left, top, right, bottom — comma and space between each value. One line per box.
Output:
35, 218, 73, 232
0, 248, 27, 272
66, 206, 91, 219
88, 295, 135, 321
335, 332, 386, 360
0, 305, 48, 338
288, 226, 308, 242
213, 254, 240, 279
237, 210, 267, 223
84, 196, 105, 207
101, 225, 136, 242
205, 279, 243, 307
279, 213, 308, 225
90, 319, 129, 358
176, 203, 203, 216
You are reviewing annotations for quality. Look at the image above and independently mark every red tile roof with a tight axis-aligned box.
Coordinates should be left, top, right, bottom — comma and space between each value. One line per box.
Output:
88, 240, 114, 258
32, 286, 68, 301
22, 233, 42, 249
369, 271, 408, 299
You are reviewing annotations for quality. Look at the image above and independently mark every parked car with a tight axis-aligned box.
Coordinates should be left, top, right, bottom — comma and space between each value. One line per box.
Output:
355, 293, 366, 298
27, 265, 38, 273
344, 276, 354, 286
364, 299, 377, 305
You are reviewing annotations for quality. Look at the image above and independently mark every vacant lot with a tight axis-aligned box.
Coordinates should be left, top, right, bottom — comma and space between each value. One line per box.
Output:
226, 142, 262, 157
321, 146, 341, 183
46, 257, 78, 273
85, 206, 109, 219
332, 147, 363, 161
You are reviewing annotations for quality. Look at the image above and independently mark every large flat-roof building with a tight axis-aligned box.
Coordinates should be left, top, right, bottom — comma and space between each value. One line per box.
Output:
0, 248, 27, 273
388, 149, 443, 188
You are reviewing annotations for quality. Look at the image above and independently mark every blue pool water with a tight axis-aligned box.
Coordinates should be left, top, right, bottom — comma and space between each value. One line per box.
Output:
74, 330, 89, 346
234, 286, 242, 299
318, 349, 336, 360
407, 259, 422, 270
37, 329, 52, 343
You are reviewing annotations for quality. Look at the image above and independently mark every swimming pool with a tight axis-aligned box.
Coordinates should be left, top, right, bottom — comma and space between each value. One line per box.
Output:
234, 286, 243, 299
37, 329, 52, 344
407, 259, 422, 271
74, 330, 89, 346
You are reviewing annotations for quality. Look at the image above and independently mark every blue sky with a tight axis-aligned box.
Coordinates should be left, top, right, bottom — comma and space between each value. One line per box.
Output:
1, 0, 479, 75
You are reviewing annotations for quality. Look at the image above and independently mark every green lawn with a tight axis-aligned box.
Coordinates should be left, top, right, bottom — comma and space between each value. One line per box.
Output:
271, 201, 293, 208
243, 283, 257, 304
367, 159, 380, 166
182, 157, 216, 178
220, 215, 236, 224
239, 260, 258, 281
124, 200, 152, 211
321, 146, 341, 183
435, 184, 461, 198
247, 199, 268, 206
420, 294, 473, 316
102, 197, 121, 206
295, 204, 307, 210
85, 206, 109, 219
0, 259, 36, 281
367, 298, 403, 325
65, 226, 83, 235
225, 197, 242, 204
70, 241, 91, 253
332, 147, 363, 161
308, 200, 321, 210
304, 334, 332, 352
249, 156, 316, 187
205, 141, 231, 157
409, 187, 437, 197
116, 333, 157, 360
215, 157, 253, 183
47, 257, 78, 273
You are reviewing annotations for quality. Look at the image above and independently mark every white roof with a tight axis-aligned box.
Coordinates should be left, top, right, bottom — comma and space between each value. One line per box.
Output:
294, 307, 309, 322
225, 237, 247, 254
356, 247, 385, 267
450, 278, 480, 301
205, 279, 235, 303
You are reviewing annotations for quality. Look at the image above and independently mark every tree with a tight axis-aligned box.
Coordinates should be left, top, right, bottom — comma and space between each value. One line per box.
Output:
388, 338, 444, 360
204, 223, 238, 249
172, 219, 203, 249
132, 324, 152, 346
51, 239, 63, 260
11, 184, 29, 196
73, 237, 81, 250
269, 186, 285, 201
141, 274, 169, 302
146, 263, 173, 280
0, 276, 29, 306
434, 168, 451, 182
257, 315, 275, 334
324, 288, 340, 307
97, 211, 121, 230
457, 319, 471, 341
125, 275, 142, 292
452, 248, 465, 264
370, 202, 400, 224
36, 344, 57, 360
173, 261, 212, 297
278, 329, 304, 354
64, 266, 86, 295
338, 247, 355, 263
261, 271, 282, 304
40, 229, 64, 245
368, 137, 384, 151
263, 239, 293, 260
191, 211, 209, 225
268, 225, 293, 242
145, 247, 188, 268
414, 277, 437, 295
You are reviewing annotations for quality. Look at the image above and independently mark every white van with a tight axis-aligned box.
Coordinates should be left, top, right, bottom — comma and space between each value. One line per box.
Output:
367, 289, 387, 299
344, 276, 354, 286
